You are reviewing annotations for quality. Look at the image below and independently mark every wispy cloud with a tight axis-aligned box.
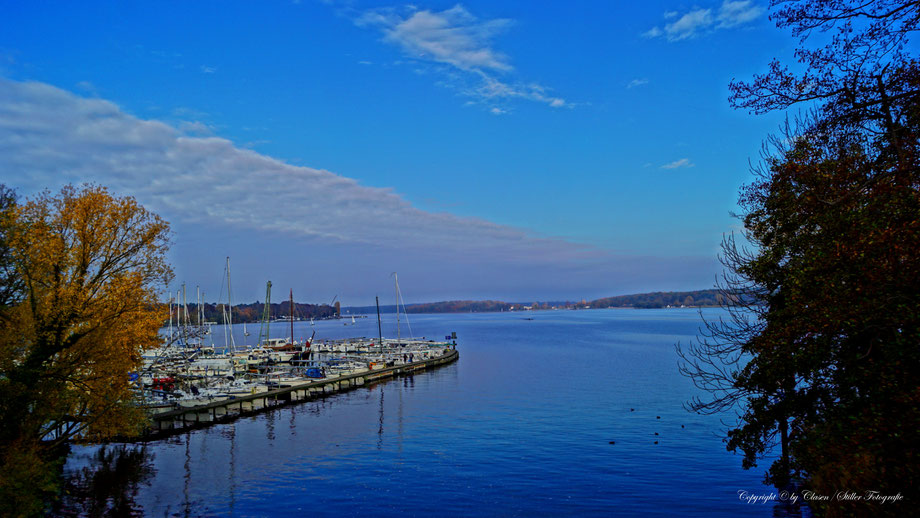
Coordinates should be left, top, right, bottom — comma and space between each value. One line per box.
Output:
200, 65, 217, 74
354, 4, 565, 112
644, 1, 762, 42
716, 0, 764, 28
0, 78, 721, 299
358, 5, 512, 72
661, 158, 694, 169
0, 79, 585, 262
627, 78, 649, 89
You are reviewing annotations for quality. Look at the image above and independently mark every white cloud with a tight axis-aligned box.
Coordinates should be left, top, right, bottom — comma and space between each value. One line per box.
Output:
355, 4, 566, 112
0, 79, 589, 265
363, 4, 513, 72
661, 158, 694, 169
627, 78, 649, 89
200, 65, 217, 74
665, 9, 714, 41
471, 73, 566, 108
717, 1, 764, 28
642, 26, 663, 39
645, 1, 763, 42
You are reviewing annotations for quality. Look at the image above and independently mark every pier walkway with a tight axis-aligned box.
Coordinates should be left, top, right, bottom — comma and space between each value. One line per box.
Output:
145, 349, 459, 438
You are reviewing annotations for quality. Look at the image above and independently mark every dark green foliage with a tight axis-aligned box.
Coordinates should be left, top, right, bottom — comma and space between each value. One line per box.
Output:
685, 2, 920, 516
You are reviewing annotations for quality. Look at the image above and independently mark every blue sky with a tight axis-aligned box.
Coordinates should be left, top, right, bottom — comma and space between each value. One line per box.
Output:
0, 1, 791, 304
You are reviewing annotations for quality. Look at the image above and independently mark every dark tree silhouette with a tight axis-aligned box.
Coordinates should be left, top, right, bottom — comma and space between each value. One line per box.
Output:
682, 3, 920, 515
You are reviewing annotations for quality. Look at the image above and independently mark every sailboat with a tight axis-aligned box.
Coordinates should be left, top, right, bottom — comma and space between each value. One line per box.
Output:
243, 322, 250, 337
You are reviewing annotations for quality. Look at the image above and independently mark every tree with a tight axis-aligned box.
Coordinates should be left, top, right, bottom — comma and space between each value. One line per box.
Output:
0, 185, 21, 313
731, 1, 920, 119
681, 2, 920, 515
0, 184, 172, 516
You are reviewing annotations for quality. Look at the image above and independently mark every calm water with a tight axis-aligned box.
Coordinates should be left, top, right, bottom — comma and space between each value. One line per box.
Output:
61, 309, 799, 517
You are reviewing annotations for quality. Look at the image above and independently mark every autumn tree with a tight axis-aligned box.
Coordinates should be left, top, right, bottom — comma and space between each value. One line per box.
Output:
0, 184, 172, 516
0, 185, 20, 313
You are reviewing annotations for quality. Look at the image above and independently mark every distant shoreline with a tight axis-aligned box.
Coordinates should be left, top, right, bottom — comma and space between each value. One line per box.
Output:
173, 289, 727, 323
343, 289, 727, 314
346, 305, 722, 316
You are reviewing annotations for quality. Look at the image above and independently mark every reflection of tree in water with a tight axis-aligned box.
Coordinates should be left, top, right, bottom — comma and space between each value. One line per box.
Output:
54, 445, 154, 517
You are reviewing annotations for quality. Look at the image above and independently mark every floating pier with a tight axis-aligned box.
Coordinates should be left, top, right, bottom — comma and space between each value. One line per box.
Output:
144, 348, 459, 438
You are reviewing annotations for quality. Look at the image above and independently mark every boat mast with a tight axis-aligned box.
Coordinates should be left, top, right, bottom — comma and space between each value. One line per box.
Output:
176, 289, 181, 346
183, 283, 190, 340
392, 273, 413, 340
168, 293, 173, 345
394, 272, 400, 345
226, 257, 235, 351
259, 281, 272, 346
290, 288, 294, 345
376, 295, 383, 354
222, 293, 229, 352
181, 283, 187, 345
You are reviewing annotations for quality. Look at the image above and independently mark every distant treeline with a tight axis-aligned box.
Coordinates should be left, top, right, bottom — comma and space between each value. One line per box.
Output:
587, 289, 732, 309
169, 290, 732, 323
343, 289, 731, 314
173, 301, 337, 324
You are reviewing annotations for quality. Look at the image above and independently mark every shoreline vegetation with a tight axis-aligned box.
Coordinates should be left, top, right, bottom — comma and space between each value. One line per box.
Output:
180, 289, 727, 323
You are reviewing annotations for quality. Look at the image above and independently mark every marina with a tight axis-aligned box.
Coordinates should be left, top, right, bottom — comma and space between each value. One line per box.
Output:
146, 346, 459, 436
136, 267, 461, 436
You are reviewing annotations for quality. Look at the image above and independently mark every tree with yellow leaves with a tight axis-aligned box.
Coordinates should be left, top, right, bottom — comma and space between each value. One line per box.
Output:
0, 184, 172, 516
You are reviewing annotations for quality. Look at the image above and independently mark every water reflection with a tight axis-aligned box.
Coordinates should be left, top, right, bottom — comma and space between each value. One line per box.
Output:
58, 311, 789, 517
183, 433, 191, 517
55, 445, 154, 517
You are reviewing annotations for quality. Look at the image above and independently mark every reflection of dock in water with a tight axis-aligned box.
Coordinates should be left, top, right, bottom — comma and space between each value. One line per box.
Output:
144, 349, 459, 438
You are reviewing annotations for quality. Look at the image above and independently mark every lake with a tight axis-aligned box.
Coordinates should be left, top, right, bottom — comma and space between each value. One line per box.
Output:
60, 309, 806, 517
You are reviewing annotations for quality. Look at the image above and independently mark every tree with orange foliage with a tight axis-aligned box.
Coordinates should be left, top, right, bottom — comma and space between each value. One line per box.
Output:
0, 184, 172, 516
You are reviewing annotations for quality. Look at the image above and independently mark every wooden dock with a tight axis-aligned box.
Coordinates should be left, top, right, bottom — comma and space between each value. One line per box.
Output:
145, 349, 459, 438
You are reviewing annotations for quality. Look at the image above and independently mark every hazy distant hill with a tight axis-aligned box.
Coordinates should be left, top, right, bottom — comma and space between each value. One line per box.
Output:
586, 289, 728, 309
343, 289, 726, 314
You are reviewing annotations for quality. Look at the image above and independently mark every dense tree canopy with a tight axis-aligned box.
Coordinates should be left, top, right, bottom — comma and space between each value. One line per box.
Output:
683, 1, 920, 516
0, 184, 172, 516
